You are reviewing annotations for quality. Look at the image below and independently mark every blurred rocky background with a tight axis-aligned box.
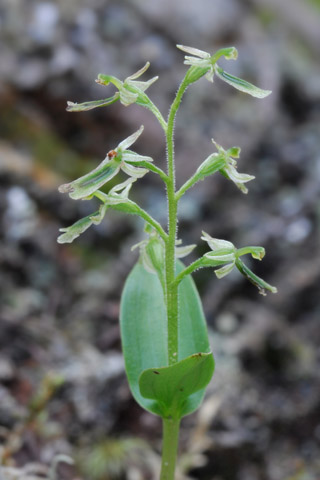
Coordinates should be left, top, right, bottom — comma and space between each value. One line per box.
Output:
0, 0, 320, 479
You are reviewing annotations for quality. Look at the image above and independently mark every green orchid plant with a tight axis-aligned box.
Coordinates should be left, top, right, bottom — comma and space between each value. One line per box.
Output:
58, 44, 277, 480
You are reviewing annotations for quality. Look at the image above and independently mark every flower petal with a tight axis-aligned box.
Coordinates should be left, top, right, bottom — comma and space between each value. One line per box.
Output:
117, 126, 144, 150
205, 69, 214, 82
214, 262, 235, 279
204, 251, 236, 263
211, 138, 225, 154
183, 57, 211, 67
96, 74, 122, 90
211, 47, 238, 63
249, 247, 265, 260
201, 231, 234, 251
119, 88, 139, 106
126, 62, 150, 81
227, 146, 241, 158
121, 162, 149, 178
109, 177, 136, 195
122, 151, 153, 164
224, 164, 255, 184
176, 45, 211, 59
89, 204, 109, 224
141, 247, 157, 274
129, 76, 159, 92
175, 244, 197, 258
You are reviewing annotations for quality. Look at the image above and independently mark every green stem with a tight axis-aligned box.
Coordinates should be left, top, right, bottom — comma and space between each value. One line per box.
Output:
175, 172, 201, 201
173, 258, 204, 286
132, 204, 168, 242
146, 101, 168, 133
137, 94, 168, 133
160, 417, 180, 480
145, 164, 169, 183
125, 161, 169, 184
161, 74, 190, 480
165, 77, 189, 366
93, 191, 167, 242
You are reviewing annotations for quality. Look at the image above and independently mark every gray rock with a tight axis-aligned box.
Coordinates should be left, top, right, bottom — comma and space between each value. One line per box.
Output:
28, 2, 59, 46
0, 357, 15, 382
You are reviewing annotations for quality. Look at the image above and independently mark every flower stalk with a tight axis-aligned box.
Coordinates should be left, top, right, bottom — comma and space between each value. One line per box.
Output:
165, 76, 190, 366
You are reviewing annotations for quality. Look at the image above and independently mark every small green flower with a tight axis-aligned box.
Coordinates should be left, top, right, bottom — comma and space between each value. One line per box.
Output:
177, 45, 237, 83
201, 231, 277, 295
67, 63, 158, 112
59, 126, 153, 200
57, 179, 135, 244
97, 62, 158, 107
211, 140, 255, 194
196, 140, 254, 193
177, 44, 271, 98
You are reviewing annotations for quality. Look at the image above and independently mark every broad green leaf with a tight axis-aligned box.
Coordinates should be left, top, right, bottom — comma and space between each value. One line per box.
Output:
139, 352, 214, 419
215, 67, 271, 98
120, 261, 213, 417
